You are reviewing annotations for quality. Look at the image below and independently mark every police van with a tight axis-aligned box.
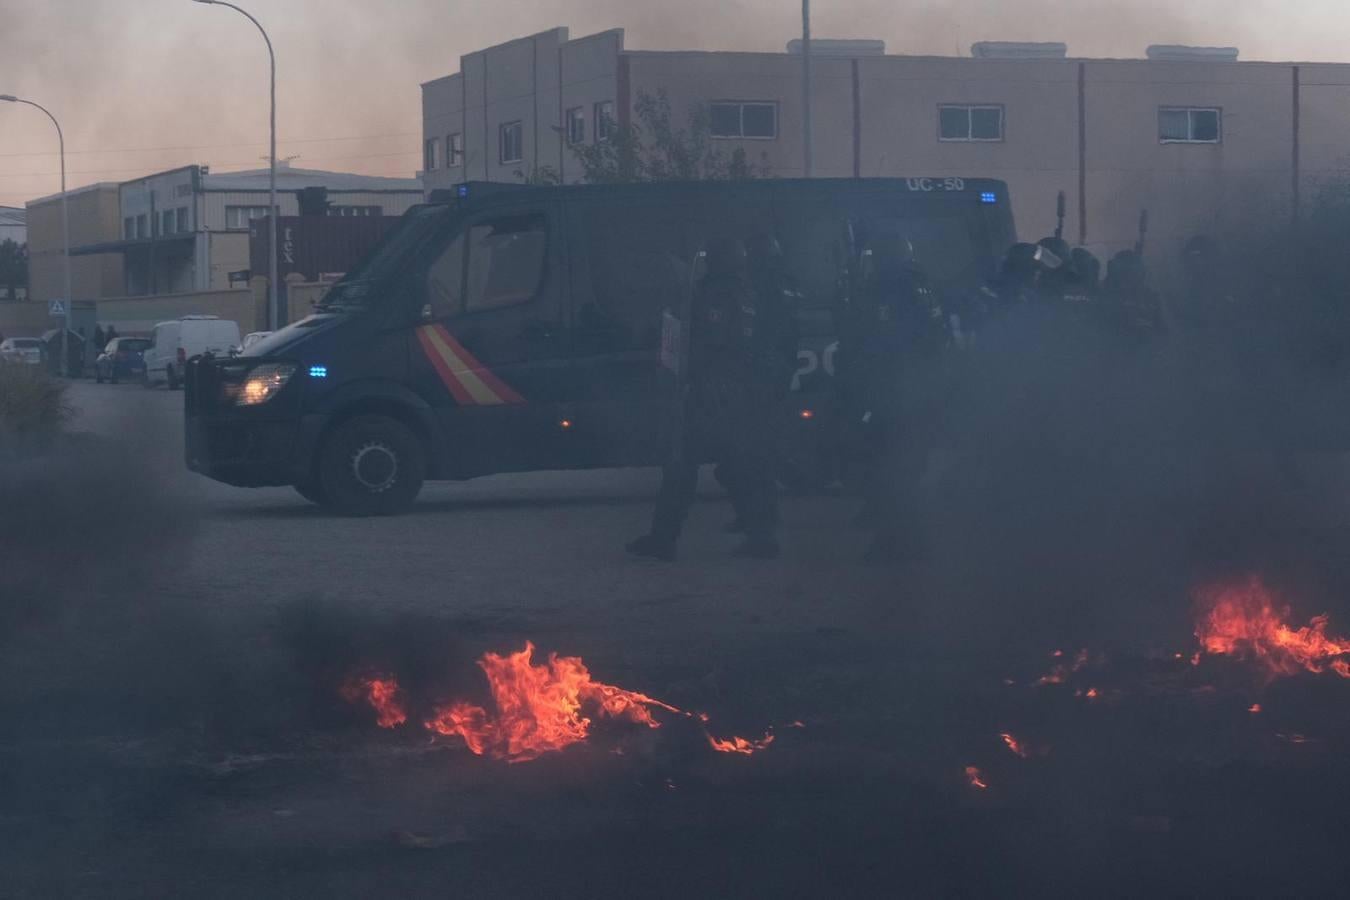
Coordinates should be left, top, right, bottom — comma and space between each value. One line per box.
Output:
185, 177, 1015, 515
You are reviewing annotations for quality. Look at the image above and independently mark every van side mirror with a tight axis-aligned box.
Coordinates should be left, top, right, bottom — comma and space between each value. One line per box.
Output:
420, 303, 434, 322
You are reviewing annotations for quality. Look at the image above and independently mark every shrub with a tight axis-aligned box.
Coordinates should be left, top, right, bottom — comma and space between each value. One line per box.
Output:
0, 361, 69, 457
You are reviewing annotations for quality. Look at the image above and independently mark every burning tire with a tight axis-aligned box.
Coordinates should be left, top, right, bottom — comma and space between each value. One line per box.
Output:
316, 414, 425, 516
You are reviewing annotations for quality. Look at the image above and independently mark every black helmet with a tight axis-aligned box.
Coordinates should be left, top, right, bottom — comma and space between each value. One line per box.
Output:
1037, 237, 1075, 276
703, 237, 747, 278
1106, 249, 1146, 291
1071, 247, 1101, 292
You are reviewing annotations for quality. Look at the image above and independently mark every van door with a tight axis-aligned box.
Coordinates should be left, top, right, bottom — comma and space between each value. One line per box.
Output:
409, 200, 569, 477
566, 195, 693, 467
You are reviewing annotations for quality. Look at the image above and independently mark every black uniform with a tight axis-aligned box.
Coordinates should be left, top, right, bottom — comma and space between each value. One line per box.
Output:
845, 238, 951, 561
1101, 249, 1163, 339
718, 236, 800, 531
629, 239, 781, 560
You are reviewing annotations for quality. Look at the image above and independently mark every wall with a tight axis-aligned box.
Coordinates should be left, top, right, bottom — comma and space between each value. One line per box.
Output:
26, 185, 124, 303
0, 301, 56, 339
557, 30, 623, 183
1083, 60, 1296, 267
627, 50, 856, 180
94, 288, 260, 334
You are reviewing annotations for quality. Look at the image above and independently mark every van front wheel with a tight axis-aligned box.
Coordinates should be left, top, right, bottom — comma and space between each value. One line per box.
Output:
166, 366, 180, 390
317, 415, 425, 516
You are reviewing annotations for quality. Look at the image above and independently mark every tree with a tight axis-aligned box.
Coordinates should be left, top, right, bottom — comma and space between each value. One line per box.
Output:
567, 89, 769, 184
0, 240, 27, 302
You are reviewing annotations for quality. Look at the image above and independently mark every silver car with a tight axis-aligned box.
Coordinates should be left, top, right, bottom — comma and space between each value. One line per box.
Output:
0, 337, 43, 366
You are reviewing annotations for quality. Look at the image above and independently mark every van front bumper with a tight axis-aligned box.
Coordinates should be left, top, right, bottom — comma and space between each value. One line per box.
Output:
184, 354, 320, 488
185, 415, 315, 487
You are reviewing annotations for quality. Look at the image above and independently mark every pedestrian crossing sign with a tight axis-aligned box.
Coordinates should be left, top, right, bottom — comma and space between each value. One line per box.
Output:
48, 299, 66, 317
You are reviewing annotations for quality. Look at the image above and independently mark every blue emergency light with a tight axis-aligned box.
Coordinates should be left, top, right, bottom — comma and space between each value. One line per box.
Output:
456, 184, 470, 198
980, 192, 998, 204
309, 365, 328, 379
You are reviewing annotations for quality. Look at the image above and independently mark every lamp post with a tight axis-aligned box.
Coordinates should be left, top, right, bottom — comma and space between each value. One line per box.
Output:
1, 94, 72, 373
801, 0, 813, 177
192, 0, 278, 331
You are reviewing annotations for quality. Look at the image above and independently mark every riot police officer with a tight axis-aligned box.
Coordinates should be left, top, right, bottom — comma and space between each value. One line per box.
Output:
720, 234, 800, 533
845, 232, 951, 562
1102, 248, 1163, 338
628, 237, 781, 561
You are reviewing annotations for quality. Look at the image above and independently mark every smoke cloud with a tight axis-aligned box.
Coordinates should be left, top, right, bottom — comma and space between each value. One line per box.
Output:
0, 0, 1336, 205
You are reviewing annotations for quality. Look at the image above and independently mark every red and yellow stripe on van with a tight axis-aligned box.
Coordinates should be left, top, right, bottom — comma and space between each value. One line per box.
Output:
415, 324, 525, 406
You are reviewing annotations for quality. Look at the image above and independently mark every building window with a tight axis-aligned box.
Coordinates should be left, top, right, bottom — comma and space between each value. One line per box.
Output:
938, 105, 1004, 142
225, 205, 275, 229
594, 101, 615, 142
177, 207, 191, 233
424, 137, 441, 171
328, 205, 382, 217
1159, 107, 1221, 143
160, 210, 175, 237
709, 101, 778, 139
447, 132, 464, 167
565, 106, 586, 145
136, 214, 148, 239
124, 216, 135, 240
499, 120, 524, 164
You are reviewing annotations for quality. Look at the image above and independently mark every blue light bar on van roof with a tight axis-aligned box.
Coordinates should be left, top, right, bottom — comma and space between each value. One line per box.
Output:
980, 192, 998, 204
309, 365, 328, 378
456, 184, 470, 198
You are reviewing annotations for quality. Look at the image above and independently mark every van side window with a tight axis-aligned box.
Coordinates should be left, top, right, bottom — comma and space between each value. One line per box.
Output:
426, 231, 466, 318
464, 213, 548, 313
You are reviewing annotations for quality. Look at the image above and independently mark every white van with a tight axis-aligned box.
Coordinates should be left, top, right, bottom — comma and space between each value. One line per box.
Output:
142, 316, 241, 389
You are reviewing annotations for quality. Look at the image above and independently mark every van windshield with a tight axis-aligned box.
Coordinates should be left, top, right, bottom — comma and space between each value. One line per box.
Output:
316, 205, 454, 311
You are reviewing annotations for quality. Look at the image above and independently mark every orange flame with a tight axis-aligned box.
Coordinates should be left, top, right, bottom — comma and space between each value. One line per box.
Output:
340, 674, 408, 728
1000, 732, 1030, 758
422, 642, 680, 762
965, 766, 988, 789
343, 642, 774, 763
1195, 578, 1350, 680
1034, 648, 1090, 686
707, 731, 776, 755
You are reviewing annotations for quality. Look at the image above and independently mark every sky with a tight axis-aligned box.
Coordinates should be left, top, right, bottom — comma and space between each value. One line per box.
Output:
0, 0, 1344, 207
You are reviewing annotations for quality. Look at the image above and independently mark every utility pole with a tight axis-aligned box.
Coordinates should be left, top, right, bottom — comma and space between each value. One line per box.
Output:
1, 95, 71, 373
193, 0, 278, 330
802, 0, 814, 177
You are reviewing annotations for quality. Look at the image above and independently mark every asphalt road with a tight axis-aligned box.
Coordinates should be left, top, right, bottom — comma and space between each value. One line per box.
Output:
5, 379, 1350, 897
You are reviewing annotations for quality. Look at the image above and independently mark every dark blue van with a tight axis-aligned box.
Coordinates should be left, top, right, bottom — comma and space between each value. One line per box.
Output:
185, 177, 1016, 514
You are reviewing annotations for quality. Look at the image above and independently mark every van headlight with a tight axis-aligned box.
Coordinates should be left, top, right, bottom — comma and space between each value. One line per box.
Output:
233, 363, 297, 406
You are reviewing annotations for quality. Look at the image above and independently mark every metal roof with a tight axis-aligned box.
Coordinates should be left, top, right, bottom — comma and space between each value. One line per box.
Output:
200, 165, 421, 193
0, 206, 25, 227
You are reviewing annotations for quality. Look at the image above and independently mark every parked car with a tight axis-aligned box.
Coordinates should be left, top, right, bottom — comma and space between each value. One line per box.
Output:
241, 331, 273, 352
0, 337, 43, 366
95, 336, 151, 384
143, 316, 242, 390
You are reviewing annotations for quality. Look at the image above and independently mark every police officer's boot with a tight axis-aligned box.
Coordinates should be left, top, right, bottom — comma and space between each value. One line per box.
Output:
626, 533, 677, 562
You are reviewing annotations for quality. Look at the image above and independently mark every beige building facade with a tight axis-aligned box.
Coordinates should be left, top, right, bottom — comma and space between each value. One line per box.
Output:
25, 183, 124, 304
422, 28, 1350, 275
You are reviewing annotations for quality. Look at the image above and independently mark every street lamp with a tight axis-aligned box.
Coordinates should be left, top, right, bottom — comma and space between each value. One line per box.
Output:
1, 94, 72, 374
801, 0, 813, 177
192, 0, 278, 331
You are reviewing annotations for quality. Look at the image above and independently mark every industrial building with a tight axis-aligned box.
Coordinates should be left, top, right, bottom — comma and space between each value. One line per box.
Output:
67, 163, 423, 298
422, 28, 1350, 268
0, 206, 25, 246
25, 183, 124, 305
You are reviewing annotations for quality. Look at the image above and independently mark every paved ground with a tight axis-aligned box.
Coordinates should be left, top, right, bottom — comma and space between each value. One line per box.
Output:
4, 379, 1350, 897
